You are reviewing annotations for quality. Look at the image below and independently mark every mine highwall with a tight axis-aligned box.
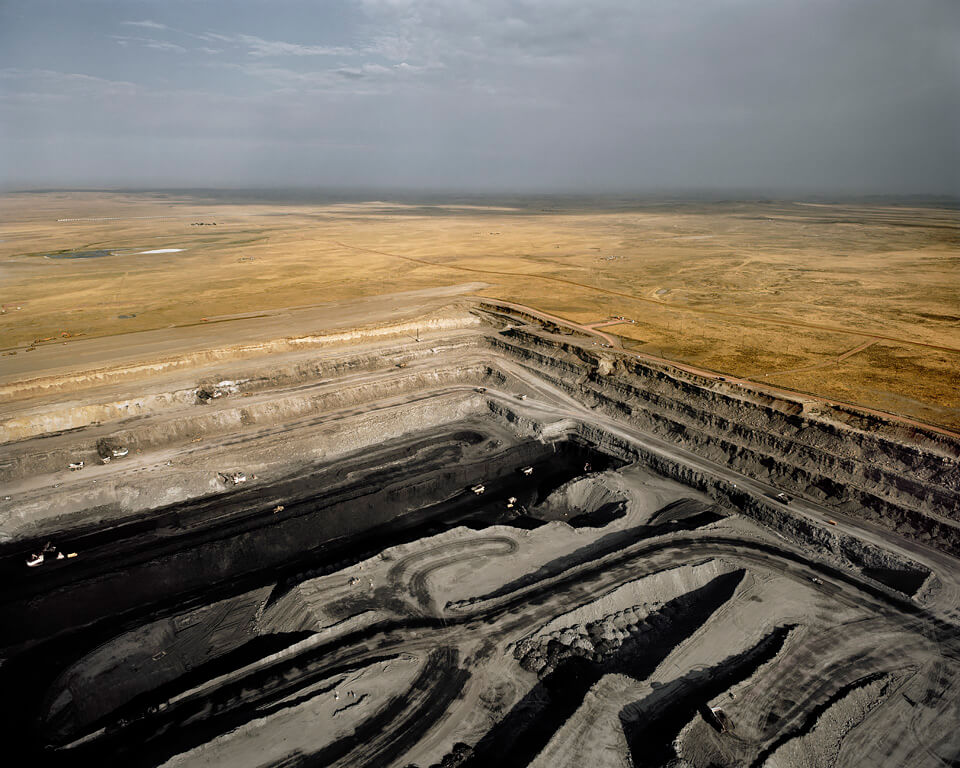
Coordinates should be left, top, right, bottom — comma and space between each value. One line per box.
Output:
488, 331, 960, 558
485, 397, 933, 586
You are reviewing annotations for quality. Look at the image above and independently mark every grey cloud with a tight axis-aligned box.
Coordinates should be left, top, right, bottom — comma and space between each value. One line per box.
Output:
121, 20, 169, 31
235, 33, 354, 57
111, 35, 187, 54
1, 0, 956, 192
189, 31, 355, 57
0, 67, 138, 96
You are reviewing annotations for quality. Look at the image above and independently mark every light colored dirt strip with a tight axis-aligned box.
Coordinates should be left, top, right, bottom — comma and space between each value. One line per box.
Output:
744, 338, 881, 381
584, 319, 629, 329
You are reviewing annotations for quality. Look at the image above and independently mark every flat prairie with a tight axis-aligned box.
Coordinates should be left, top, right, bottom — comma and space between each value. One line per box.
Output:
1, 190, 957, 427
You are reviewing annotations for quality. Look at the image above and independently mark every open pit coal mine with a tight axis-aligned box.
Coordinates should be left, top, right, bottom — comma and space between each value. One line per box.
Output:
1, 300, 959, 768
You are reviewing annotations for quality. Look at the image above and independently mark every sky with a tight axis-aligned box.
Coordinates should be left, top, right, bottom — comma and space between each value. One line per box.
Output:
1, 0, 957, 194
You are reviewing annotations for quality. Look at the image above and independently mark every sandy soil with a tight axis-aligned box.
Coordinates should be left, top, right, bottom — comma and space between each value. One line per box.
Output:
1, 190, 957, 428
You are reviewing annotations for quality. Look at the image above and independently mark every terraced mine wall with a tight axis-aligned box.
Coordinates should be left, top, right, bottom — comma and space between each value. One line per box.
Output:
489, 327, 960, 558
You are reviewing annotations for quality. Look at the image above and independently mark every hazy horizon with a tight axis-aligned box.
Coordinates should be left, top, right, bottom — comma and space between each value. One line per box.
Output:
2, 0, 958, 195
5, 187, 959, 207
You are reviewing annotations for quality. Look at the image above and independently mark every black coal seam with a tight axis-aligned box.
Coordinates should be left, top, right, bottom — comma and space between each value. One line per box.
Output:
0, 423, 497, 570
456, 570, 745, 768
0, 440, 608, 650
0, 435, 475, 593
621, 624, 794, 767
862, 566, 929, 595
45, 631, 315, 744
8, 535, 959, 764
263, 440, 613, 609
0, 430, 459, 557
748, 669, 898, 768
37, 568, 736, 764
0, 433, 604, 596
52, 651, 405, 768
21, 525, 960, 748
0, 492, 568, 757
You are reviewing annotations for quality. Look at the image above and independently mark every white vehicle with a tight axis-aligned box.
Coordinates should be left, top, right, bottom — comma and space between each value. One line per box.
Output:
27, 542, 72, 567
471, 484, 486, 495
112, 447, 129, 458
516, 393, 527, 400
520, 466, 534, 476
68, 461, 84, 471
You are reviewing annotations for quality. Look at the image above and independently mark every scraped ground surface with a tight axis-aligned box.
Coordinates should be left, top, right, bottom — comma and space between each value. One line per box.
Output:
0, 295, 958, 768
1, 191, 957, 428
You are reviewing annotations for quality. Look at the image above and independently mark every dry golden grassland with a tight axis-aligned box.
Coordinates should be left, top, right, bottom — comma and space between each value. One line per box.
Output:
1, 191, 957, 427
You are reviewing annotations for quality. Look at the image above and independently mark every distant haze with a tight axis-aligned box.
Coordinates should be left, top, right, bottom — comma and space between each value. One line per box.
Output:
1, 0, 957, 194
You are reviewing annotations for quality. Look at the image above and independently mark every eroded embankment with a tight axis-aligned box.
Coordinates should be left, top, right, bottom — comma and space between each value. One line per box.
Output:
0, 331, 487, 450
0, 308, 481, 406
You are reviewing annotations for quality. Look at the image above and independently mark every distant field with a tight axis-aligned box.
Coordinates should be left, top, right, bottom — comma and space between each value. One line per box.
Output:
1, 191, 957, 428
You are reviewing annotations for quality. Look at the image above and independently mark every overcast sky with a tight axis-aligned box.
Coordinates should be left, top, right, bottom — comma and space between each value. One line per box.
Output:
1, 0, 957, 193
